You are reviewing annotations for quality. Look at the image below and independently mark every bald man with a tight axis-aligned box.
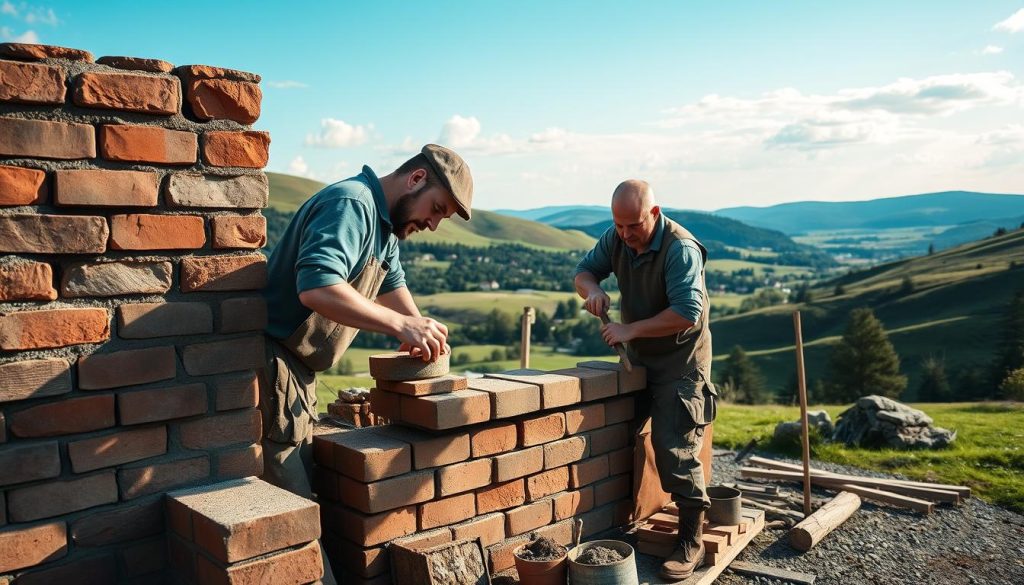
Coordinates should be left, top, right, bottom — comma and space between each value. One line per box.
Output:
574, 180, 717, 580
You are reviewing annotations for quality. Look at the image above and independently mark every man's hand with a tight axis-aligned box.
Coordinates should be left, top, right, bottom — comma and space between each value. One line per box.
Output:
584, 288, 611, 317
399, 341, 451, 359
397, 316, 449, 362
601, 322, 634, 346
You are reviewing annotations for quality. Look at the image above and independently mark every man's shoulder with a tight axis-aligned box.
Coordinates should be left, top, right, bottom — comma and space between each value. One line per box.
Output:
309, 175, 375, 210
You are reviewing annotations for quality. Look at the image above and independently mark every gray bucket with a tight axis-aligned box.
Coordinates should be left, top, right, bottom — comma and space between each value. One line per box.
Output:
567, 539, 639, 585
707, 485, 742, 525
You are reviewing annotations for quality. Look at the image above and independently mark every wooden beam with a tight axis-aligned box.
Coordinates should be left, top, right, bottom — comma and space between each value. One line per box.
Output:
747, 456, 970, 498
740, 467, 957, 506
792, 310, 813, 517
833, 483, 934, 514
789, 491, 861, 552
730, 561, 816, 585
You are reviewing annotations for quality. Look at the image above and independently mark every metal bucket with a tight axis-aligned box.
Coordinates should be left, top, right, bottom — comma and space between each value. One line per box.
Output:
567, 539, 639, 585
707, 485, 742, 525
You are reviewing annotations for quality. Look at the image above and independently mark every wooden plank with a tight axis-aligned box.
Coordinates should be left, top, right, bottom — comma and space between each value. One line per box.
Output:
746, 456, 970, 498
730, 561, 816, 585
740, 467, 958, 505
702, 533, 728, 554
833, 483, 934, 514
649, 512, 678, 527
678, 508, 765, 585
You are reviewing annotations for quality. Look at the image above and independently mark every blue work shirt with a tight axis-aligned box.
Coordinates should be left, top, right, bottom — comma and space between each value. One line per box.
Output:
264, 165, 406, 339
574, 214, 704, 322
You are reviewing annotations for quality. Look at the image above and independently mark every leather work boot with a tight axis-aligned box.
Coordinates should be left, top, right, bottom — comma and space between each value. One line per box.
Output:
660, 507, 706, 580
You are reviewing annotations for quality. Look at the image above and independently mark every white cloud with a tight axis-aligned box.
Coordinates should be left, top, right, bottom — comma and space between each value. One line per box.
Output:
23, 7, 56, 26
1, 1, 16, 16
980, 45, 1004, 55
993, 8, 1024, 33
438, 115, 482, 148
287, 155, 309, 176
0, 26, 38, 43
267, 80, 308, 89
305, 118, 371, 148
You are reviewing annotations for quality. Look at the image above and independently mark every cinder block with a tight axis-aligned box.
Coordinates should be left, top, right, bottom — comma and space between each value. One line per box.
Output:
320, 501, 416, 547
374, 425, 470, 470
505, 498, 552, 537
517, 412, 565, 447
552, 487, 594, 521
400, 390, 491, 430
588, 422, 629, 455
437, 458, 493, 496
551, 367, 617, 402
470, 422, 517, 457
526, 467, 570, 502
564, 403, 605, 435
577, 360, 646, 393
418, 492, 476, 530
313, 427, 411, 482
570, 455, 610, 488
337, 469, 435, 514
375, 374, 468, 396
486, 369, 580, 409
543, 435, 590, 470
466, 377, 540, 418
476, 479, 526, 515
493, 445, 543, 482
450, 512, 506, 547
0, 521, 67, 573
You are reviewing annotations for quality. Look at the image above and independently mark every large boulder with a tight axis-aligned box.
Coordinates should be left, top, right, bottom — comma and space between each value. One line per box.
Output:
832, 395, 956, 449
773, 410, 834, 444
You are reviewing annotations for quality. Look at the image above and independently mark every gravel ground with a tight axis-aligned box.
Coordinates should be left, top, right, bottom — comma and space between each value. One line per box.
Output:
631, 450, 1024, 585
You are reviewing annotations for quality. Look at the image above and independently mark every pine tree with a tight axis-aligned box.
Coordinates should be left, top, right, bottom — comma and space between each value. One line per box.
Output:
918, 355, 951, 401
991, 290, 1024, 392
825, 308, 907, 402
720, 345, 767, 404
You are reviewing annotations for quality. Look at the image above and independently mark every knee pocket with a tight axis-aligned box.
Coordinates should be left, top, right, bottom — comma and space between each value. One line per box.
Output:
675, 377, 718, 436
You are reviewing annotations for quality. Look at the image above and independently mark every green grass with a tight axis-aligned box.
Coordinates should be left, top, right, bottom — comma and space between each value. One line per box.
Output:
417, 290, 609, 318
266, 172, 326, 212
714, 401, 1024, 512
708, 292, 749, 310
707, 258, 812, 277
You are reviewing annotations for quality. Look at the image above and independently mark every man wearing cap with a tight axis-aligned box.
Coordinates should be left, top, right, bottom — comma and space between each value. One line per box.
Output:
573, 179, 716, 580
260, 144, 474, 501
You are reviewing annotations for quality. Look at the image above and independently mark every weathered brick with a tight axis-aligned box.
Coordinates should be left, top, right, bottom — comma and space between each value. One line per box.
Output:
608, 446, 633, 476
0, 307, 109, 350
375, 374, 468, 396
180, 254, 267, 292
195, 541, 321, 585
8, 394, 114, 438
0, 214, 107, 253
437, 457, 493, 496
579, 503, 617, 537
374, 425, 470, 470
99, 124, 197, 164
450, 512, 506, 547
570, 455, 609, 488
518, 412, 566, 447
0, 164, 46, 206
392, 527, 452, 550
8, 471, 118, 522
0, 261, 56, 301
68, 426, 167, 473
179, 408, 260, 450
54, 169, 160, 207
535, 518, 574, 548
182, 335, 264, 375
552, 367, 617, 402
470, 422, 517, 457
215, 371, 259, 411
314, 427, 411, 482
493, 445, 544, 482
202, 131, 270, 168
577, 360, 647, 393
14, 554, 117, 585
526, 467, 570, 501
544, 435, 590, 470
165, 173, 268, 208
0, 522, 67, 573
0, 441, 60, 486
418, 492, 475, 530
604, 396, 636, 425
97, 55, 174, 73
320, 501, 416, 547
466, 376, 541, 418
400, 389, 491, 430
322, 534, 387, 578
70, 499, 164, 547
216, 443, 263, 480
593, 474, 631, 507
476, 479, 526, 515
78, 346, 176, 390
0, 358, 70, 404
110, 213, 206, 250
120, 537, 166, 578
62, 260, 172, 297
565, 403, 605, 435
118, 455, 210, 499
117, 301, 213, 338
0, 42, 92, 61
553, 487, 594, 521
368, 388, 401, 420
487, 534, 531, 573
187, 78, 261, 124
487, 369, 581, 409
119, 383, 207, 425
74, 71, 180, 114
588, 423, 629, 455
0, 117, 95, 159
167, 533, 197, 582
0, 59, 65, 104
211, 214, 266, 249
505, 498, 552, 536
177, 64, 261, 83
338, 469, 435, 514
219, 296, 267, 333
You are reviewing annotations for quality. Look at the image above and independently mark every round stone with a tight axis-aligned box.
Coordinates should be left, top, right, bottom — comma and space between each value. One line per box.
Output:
368, 351, 451, 381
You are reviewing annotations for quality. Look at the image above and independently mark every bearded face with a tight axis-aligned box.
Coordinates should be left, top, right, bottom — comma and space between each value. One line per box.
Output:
391, 190, 430, 240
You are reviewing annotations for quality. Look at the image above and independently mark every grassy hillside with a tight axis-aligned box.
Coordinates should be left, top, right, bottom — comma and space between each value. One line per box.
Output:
710, 228, 1024, 397
266, 172, 327, 212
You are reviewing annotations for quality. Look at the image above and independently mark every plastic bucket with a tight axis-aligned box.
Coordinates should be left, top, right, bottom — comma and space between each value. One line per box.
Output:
707, 485, 742, 525
513, 545, 567, 585
567, 539, 639, 585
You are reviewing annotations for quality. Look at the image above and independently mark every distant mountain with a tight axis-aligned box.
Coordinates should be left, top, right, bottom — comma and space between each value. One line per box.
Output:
933, 215, 1024, 250
715, 191, 1024, 234
493, 205, 607, 222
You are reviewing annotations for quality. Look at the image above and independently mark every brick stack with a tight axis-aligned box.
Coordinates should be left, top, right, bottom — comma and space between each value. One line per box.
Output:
0, 42, 269, 582
312, 358, 646, 583
325, 387, 386, 428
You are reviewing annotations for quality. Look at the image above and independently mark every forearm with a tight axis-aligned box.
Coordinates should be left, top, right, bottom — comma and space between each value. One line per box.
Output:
628, 307, 694, 339
375, 286, 422, 318
575, 272, 602, 299
298, 282, 405, 337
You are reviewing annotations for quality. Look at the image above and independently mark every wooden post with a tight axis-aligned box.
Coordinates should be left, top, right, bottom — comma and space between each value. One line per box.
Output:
789, 491, 861, 551
520, 306, 535, 369
793, 311, 812, 517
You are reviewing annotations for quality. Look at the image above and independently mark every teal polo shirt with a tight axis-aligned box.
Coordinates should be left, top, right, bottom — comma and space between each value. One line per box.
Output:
575, 214, 704, 322
264, 165, 406, 339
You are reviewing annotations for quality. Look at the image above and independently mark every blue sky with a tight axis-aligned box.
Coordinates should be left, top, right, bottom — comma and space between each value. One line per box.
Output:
3, 1, 1023, 211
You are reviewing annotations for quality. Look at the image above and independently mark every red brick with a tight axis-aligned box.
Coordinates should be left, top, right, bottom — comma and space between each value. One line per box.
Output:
419, 492, 475, 530
210, 214, 266, 249
68, 426, 167, 473
368, 388, 401, 421
579, 503, 617, 537
0, 307, 109, 350
167, 533, 196, 582
526, 467, 570, 501
466, 376, 541, 418
196, 540, 322, 585
0, 59, 65, 104
8, 394, 114, 438
375, 374, 468, 396
470, 422, 517, 457
451, 512, 506, 547
165, 172, 268, 208
314, 427, 411, 482
338, 469, 435, 514
78, 346, 176, 390
476, 479, 526, 514
393, 527, 452, 550
110, 213, 206, 250
54, 169, 160, 207
179, 408, 260, 450
609, 446, 633, 476
0, 521, 67, 573
367, 351, 451, 381
400, 389, 491, 430
217, 443, 263, 480
535, 519, 574, 547
588, 423, 629, 455
322, 534, 387, 578
215, 372, 259, 411
117, 301, 213, 338
61, 260, 172, 297
219, 297, 267, 333
188, 78, 261, 124
320, 501, 416, 547
570, 455, 609, 488
97, 55, 174, 73
0, 42, 92, 61
70, 499, 164, 547
565, 403, 605, 435
177, 64, 261, 83
0, 214, 107, 254
120, 538, 166, 577
119, 383, 207, 425
100, 124, 197, 164
0, 358, 71, 404
487, 369, 580, 409
8, 471, 118, 522
202, 131, 270, 168
553, 487, 594, 521
552, 367, 618, 402
0, 117, 95, 159
493, 445, 544, 482
180, 254, 267, 292
577, 360, 647, 393
505, 498, 552, 537
0, 164, 46, 206
518, 412, 566, 447
0, 441, 60, 486
437, 458, 493, 496
544, 435, 590, 469
594, 474, 631, 507
487, 534, 531, 573
375, 425, 470, 470
74, 71, 180, 114
604, 396, 636, 425
119, 455, 210, 499
0, 261, 56, 301
181, 335, 264, 376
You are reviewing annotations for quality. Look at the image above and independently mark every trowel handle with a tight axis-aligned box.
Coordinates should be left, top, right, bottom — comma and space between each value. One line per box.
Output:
599, 311, 634, 373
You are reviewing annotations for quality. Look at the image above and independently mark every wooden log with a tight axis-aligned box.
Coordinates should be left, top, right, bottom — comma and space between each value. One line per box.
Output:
729, 561, 816, 584
747, 456, 970, 498
741, 498, 804, 521
740, 467, 957, 506
789, 491, 861, 552
833, 483, 934, 514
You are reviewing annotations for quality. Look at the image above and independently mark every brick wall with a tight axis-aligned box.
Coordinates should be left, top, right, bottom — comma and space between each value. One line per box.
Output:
0, 42, 268, 583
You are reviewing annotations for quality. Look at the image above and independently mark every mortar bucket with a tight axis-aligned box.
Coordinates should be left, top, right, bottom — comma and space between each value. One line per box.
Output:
707, 485, 742, 525
513, 545, 567, 585
567, 539, 639, 585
